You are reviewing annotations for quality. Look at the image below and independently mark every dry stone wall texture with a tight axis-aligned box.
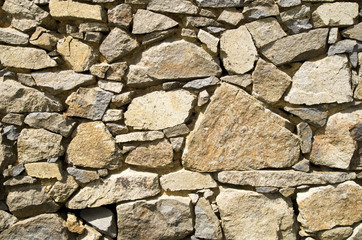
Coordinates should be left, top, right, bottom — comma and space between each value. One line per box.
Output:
0, 0, 361, 239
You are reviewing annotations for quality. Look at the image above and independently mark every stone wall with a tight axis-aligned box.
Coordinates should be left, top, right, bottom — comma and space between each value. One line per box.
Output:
0, 0, 361, 239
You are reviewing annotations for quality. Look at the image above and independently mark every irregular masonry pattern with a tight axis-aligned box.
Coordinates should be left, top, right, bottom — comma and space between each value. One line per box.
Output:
0, 0, 361, 239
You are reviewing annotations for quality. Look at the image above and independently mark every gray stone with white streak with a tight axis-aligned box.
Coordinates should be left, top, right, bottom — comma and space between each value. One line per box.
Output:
80, 207, 117, 238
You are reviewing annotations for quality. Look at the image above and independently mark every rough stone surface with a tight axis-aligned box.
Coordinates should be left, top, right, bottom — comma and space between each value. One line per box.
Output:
163, 124, 190, 138
215, 170, 356, 187
285, 55, 352, 105
261, 28, 328, 66
67, 169, 160, 209
100, 28, 139, 63
80, 207, 116, 238
25, 162, 62, 180
65, 87, 113, 120
217, 188, 296, 240
0, 45, 57, 69
67, 167, 99, 184
67, 121, 121, 169
217, 8, 243, 26
125, 139, 173, 168
277, 0, 301, 8
108, 4, 132, 28
246, 17, 286, 48
310, 109, 362, 169
98, 80, 124, 94
102, 109, 123, 122
125, 90, 196, 130
194, 197, 223, 240
133, 10, 178, 34
0, 214, 70, 240
127, 40, 221, 85
48, 175, 79, 203
312, 2, 359, 27
285, 18, 313, 34
196, 0, 243, 8
183, 76, 219, 90
3, 176, 37, 187
6, 184, 60, 218
252, 58, 291, 104
30, 27, 60, 51
197, 29, 219, 54
297, 122, 312, 154
221, 74, 252, 88
342, 22, 362, 42
160, 169, 217, 191
0, 210, 17, 232
49, 0, 105, 21
280, 4, 310, 23
292, 159, 310, 172
220, 25, 258, 74
2, 113, 24, 126
147, 0, 198, 15
24, 112, 76, 137
57, 37, 97, 72
183, 83, 300, 172
297, 181, 362, 232
317, 227, 353, 240
17, 128, 64, 163
116, 196, 193, 240
347, 223, 362, 240
243, 0, 279, 20
0, 28, 28, 45
284, 106, 327, 127
116, 131, 164, 143
31, 70, 95, 94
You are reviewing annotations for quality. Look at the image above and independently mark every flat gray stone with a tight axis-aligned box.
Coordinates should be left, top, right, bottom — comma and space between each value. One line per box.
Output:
0, 28, 28, 45
284, 106, 327, 127
147, 0, 198, 14
80, 207, 116, 238
285, 18, 313, 34
132, 9, 178, 34
67, 167, 99, 184
183, 76, 219, 90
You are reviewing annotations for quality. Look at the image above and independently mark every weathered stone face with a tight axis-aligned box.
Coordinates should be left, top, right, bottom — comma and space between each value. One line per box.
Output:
49, 0, 105, 21
132, 10, 178, 34
147, 0, 198, 14
182, 83, 300, 172
312, 2, 359, 27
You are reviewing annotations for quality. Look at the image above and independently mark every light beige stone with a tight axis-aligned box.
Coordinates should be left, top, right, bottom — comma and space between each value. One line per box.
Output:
312, 2, 359, 27
125, 139, 173, 168
182, 83, 300, 172
66, 213, 85, 235
132, 9, 178, 34
285, 55, 352, 105
25, 162, 62, 180
0, 210, 17, 232
297, 122, 312, 154
217, 8, 243, 26
0, 27, 29, 45
124, 90, 196, 130
30, 27, 60, 51
221, 74, 252, 88
347, 223, 362, 240
98, 80, 124, 94
48, 175, 79, 203
67, 121, 121, 169
217, 188, 296, 240
197, 29, 219, 54
184, 16, 220, 28
49, 0, 105, 21
280, 4, 310, 22
107, 3, 132, 28
116, 131, 164, 143
216, 170, 356, 188
246, 17, 286, 48
0, 80, 63, 114
317, 227, 353, 240
17, 128, 64, 163
342, 22, 362, 42
297, 181, 362, 232
160, 169, 217, 191
310, 109, 362, 169
57, 37, 97, 72
220, 25, 258, 74
261, 28, 328, 66
196, 0, 243, 8
0, 45, 57, 70
252, 58, 291, 104
66, 169, 160, 209
102, 109, 123, 122
90, 63, 110, 78
242, 0, 279, 20
147, 0, 198, 15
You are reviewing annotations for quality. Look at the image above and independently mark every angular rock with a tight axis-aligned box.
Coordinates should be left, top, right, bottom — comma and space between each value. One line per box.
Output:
170, 137, 184, 152
102, 109, 123, 122
30, 27, 60, 51
6, 184, 59, 218
67, 167, 99, 184
183, 76, 219, 90
0, 45, 57, 70
133, 10, 178, 34
0, 28, 28, 45
194, 197, 223, 240
277, 0, 301, 8
312, 2, 359, 28
181, 28, 197, 39
217, 188, 296, 239
217, 8, 244, 26
285, 18, 313, 34
80, 207, 116, 238
48, 175, 79, 203
7, 163, 25, 177
147, 0, 198, 15
317, 227, 353, 240
243, 0, 279, 20
3, 176, 37, 186
221, 74, 252, 88
245, 17, 286, 48
328, 27, 339, 44
185, 17, 219, 28
2, 113, 24, 126
108, 4, 132, 28
127, 40, 221, 85
98, 80, 124, 94
65, 87, 113, 120
285, 55, 352, 105
67, 121, 121, 169
106, 62, 128, 81
32, 70, 95, 94
261, 28, 328, 66
116, 196, 193, 240
2, 125, 20, 141
198, 90, 210, 107
284, 106, 327, 127
310, 109, 362, 169
297, 122, 312, 154
196, 0, 243, 8
328, 39, 357, 56
57, 37, 97, 72
66, 213, 85, 235
24, 112, 76, 137
347, 223, 362, 240
125, 139, 173, 168
163, 124, 190, 138
280, 4, 310, 22
116, 131, 164, 143
79, 22, 109, 33
252, 58, 291, 104
24, 162, 62, 180
90, 63, 110, 78
49, 0, 105, 21
342, 22, 362, 42
160, 169, 217, 191
197, 30, 219, 54
0, 210, 17, 232
125, 90, 196, 130
292, 159, 310, 172
106, 123, 128, 136
67, 169, 160, 209
215, 170, 356, 187
142, 29, 177, 46
182, 83, 300, 172
100, 28, 138, 63
0, 214, 70, 240
297, 181, 362, 232
220, 25, 258, 74
17, 128, 64, 163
